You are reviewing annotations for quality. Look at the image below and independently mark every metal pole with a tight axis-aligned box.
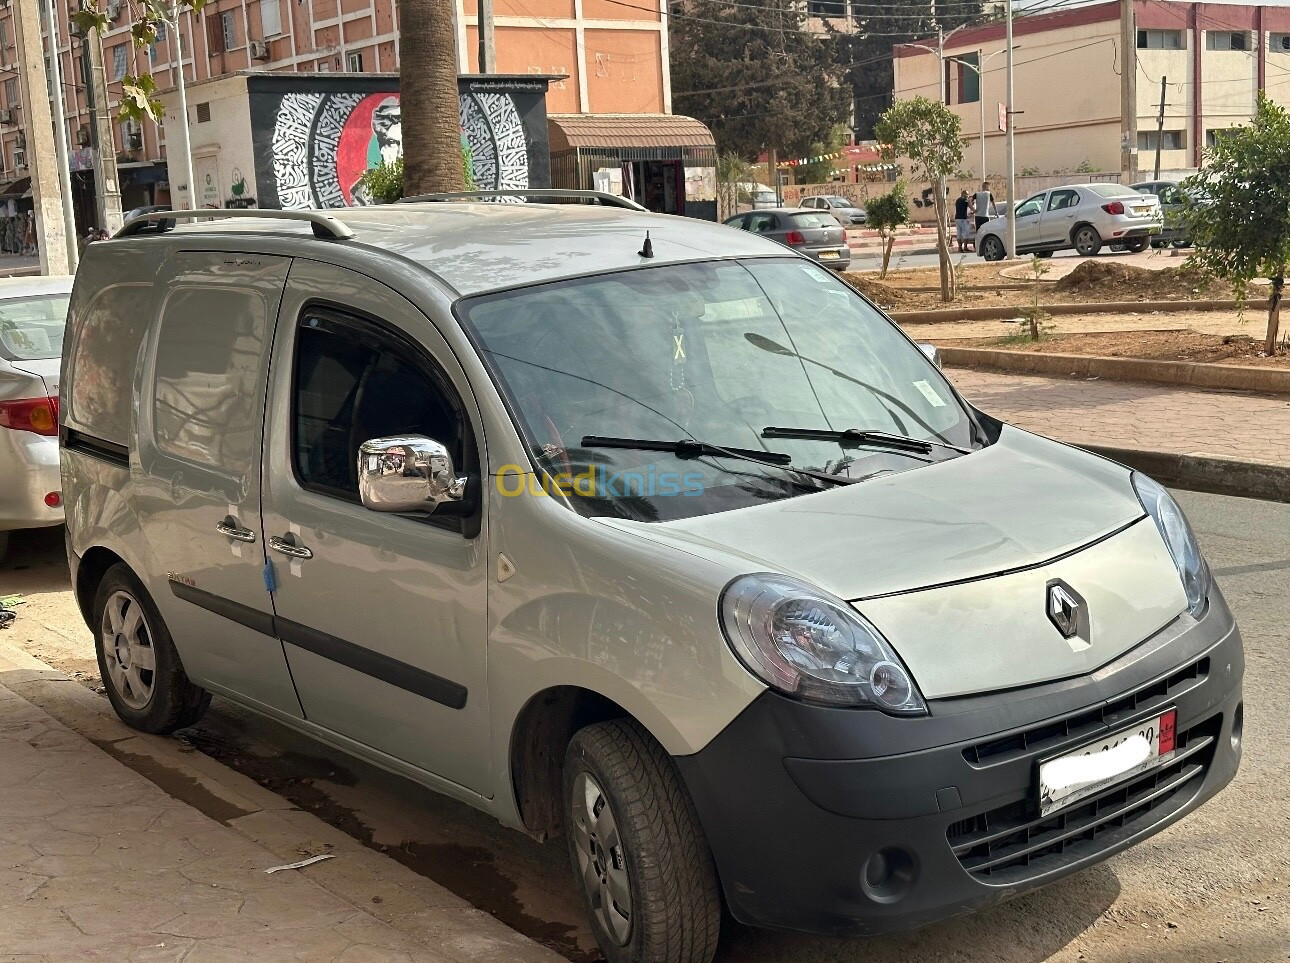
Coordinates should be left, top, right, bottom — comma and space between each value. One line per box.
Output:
83, 32, 123, 234
978, 56, 986, 180
1005, 0, 1016, 259
476, 0, 495, 72
44, 0, 77, 270
169, 8, 197, 210
1120, 0, 1138, 182
1154, 75, 1167, 180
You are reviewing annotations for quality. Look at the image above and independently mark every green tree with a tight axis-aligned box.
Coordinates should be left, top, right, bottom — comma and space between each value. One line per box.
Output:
669, 0, 852, 159
876, 96, 963, 302
794, 125, 849, 184
865, 181, 910, 278
1184, 94, 1290, 356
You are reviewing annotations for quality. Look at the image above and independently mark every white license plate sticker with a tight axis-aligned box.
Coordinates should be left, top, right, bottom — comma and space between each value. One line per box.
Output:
1038, 709, 1177, 815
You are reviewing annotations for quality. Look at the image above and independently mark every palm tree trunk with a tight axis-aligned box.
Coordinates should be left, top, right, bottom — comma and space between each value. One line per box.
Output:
399, 0, 464, 196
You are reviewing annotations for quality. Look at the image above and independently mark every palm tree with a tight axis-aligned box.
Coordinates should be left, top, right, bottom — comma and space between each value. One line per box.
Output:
398, 0, 464, 195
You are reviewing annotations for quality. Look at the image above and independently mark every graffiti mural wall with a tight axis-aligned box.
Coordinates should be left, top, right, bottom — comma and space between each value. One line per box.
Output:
247, 75, 554, 209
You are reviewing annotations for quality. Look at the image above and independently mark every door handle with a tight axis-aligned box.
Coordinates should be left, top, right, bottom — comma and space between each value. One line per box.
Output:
216, 517, 256, 542
268, 534, 313, 560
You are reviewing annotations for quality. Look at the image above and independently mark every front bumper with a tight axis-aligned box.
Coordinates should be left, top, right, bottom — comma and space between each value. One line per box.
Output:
676, 590, 1243, 936
0, 428, 63, 531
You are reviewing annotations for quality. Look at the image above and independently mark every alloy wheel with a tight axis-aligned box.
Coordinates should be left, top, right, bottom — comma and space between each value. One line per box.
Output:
100, 589, 157, 710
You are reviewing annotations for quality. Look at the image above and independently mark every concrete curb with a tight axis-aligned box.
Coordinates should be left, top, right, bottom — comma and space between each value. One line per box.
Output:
1078, 445, 1290, 503
938, 345, 1290, 395
891, 298, 1268, 324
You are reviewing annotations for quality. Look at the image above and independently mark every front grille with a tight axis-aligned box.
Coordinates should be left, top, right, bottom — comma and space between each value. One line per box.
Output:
948, 716, 1220, 885
962, 657, 1209, 767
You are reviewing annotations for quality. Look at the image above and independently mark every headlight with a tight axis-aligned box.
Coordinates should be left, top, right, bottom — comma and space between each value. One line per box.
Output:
719, 573, 927, 715
1132, 473, 1211, 617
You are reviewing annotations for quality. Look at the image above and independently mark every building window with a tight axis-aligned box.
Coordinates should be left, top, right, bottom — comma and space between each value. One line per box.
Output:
221, 11, 236, 50
156, 21, 166, 42
1138, 130, 1184, 152
195, 101, 211, 123
1271, 33, 1290, 53
1137, 29, 1183, 50
1206, 127, 1240, 147
346, 50, 363, 72
955, 52, 980, 104
0, 18, 7, 49
112, 44, 127, 80
13, 147, 25, 169
261, 0, 282, 37
1206, 31, 1249, 52
4, 78, 16, 108
807, 0, 845, 17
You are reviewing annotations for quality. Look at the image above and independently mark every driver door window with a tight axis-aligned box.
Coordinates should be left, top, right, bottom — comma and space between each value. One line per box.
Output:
292, 311, 466, 511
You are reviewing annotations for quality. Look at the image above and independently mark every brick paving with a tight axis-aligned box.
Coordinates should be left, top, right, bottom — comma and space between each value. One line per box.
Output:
947, 368, 1290, 467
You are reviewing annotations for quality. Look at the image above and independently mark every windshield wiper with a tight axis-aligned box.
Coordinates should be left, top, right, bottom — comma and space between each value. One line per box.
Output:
762, 426, 970, 456
580, 435, 857, 487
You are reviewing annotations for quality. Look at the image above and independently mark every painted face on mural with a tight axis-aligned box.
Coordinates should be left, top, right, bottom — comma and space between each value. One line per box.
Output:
372, 98, 402, 167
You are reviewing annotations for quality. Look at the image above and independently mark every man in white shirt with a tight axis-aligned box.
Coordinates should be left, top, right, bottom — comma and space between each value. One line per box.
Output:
973, 182, 996, 231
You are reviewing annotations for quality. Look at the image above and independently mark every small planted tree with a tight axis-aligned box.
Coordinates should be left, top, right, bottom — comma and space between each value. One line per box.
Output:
865, 182, 910, 279
1184, 94, 1290, 356
876, 97, 964, 302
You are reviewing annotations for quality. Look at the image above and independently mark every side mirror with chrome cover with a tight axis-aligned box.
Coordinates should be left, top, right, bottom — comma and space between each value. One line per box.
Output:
358, 435, 467, 514
918, 343, 942, 369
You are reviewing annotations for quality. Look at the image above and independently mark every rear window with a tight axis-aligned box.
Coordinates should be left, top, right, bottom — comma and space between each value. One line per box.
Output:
1088, 184, 1136, 199
0, 295, 69, 360
790, 212, 836, 228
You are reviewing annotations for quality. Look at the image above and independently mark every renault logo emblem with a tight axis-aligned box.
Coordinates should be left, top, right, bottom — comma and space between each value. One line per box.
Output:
1046, 580, 1085, 640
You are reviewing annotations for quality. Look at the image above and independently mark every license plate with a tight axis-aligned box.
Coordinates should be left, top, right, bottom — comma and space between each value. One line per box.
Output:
817, 251, 840, 260
1133, 206, 1152, 215
1038, 708, 1177, 815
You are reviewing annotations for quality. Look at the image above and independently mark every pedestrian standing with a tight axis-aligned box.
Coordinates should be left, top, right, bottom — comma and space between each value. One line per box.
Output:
23, 213, 35, 255
954, 190, 972, 252
974, 182, 996, 232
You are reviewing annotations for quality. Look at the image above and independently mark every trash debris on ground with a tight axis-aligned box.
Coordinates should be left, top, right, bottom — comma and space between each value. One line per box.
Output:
0, 594, 22, 630
264, 853, 337, 874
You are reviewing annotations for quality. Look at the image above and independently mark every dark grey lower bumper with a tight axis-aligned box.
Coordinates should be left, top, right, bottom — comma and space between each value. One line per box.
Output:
676, 592, 1244, 936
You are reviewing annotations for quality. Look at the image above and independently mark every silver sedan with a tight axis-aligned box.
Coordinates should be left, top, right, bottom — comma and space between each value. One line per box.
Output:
975, 183, 1162, 261
0, 276, 73, 561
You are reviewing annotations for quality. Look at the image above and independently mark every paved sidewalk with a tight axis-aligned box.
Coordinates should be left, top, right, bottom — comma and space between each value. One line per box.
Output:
948, 368, 1290, 466
0, 643, 562, 962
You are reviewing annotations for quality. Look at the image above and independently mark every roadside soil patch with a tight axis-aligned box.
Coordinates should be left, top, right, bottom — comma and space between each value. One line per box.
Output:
1052, 260, 1229, 300
934, 330, 1290, 368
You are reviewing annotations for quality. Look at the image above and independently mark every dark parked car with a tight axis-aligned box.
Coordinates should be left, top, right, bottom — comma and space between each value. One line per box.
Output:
723, 208, 851, 270
1131, 181, 1201, 248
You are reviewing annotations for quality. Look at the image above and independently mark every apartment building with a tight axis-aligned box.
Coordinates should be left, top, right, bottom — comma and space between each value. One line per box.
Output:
892, 0, 1290, 178
0, 0, 708, 225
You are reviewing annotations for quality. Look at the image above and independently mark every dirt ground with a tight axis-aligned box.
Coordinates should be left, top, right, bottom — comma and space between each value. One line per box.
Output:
934, 329, 1290, 367
844, 259, 1237, 313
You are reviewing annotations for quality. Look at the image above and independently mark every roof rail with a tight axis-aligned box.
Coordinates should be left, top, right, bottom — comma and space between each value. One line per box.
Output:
116, 209, 356, 240
399, 189, 648, 212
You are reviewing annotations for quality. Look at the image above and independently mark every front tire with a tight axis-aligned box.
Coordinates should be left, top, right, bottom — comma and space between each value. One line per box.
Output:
563, 719, 721, 963
93, 564, 211, 734
980, 235, 1006, 262
1074, 226, 1103, 257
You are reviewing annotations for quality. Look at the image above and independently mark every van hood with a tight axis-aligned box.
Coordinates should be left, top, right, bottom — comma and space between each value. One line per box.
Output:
604, 427, 1145, 601
597, 428, 1186, 698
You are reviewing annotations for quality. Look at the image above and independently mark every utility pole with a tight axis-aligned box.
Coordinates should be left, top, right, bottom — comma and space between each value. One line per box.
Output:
1005, 0, 1016, 259
164, 5, 197, 210
1153, 75, 1168, 180
11, 0, 69, 274
1120, 0, 1138, 183
83, 31, 123, 233
977, 49, 986, 180
476, 0, 495, 72
44, 0, 77, 270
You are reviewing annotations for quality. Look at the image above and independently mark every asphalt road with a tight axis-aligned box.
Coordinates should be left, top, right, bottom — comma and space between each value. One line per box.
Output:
2, 490, 1287, 962
845, 245, 1152, 273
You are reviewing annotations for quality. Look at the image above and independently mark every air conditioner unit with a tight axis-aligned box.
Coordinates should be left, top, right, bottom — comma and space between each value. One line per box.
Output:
0, 109, 11, 124
249, 39, 269, 60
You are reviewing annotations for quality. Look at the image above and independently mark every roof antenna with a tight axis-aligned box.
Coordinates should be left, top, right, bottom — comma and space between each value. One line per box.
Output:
638, 231, 654, 259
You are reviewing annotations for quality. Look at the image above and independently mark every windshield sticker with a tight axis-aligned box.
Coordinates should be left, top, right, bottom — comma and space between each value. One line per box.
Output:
802, 265, 833, 283
913, 380, 947, 408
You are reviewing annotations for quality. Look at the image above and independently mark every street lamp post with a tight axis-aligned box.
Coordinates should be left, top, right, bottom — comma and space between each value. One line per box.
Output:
944, 48, 1011, 181
1005, 0, 1017, 259
160, 3, 196, 210
43, 0, 77, 270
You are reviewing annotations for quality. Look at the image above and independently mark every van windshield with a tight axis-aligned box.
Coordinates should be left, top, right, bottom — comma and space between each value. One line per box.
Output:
459, 258, 977, 522
0, 295, 69, 361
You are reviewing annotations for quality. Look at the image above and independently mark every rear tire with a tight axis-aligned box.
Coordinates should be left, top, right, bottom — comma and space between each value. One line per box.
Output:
980, 235, 1006, 262
1036, 250, 1053, 258
1074, 226, 1103, 257
563, 719, 721, 963
1124, 238, 1149, 253
1172, 239, 1192, 249
93, 564, 211, 734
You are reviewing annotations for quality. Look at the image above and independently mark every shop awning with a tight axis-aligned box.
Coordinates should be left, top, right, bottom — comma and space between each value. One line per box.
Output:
0, 177, 31, 199
547, 114, 716, 153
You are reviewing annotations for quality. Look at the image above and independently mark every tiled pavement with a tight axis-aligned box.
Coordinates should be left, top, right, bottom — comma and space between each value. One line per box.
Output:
0, 653, 563, 963
947, 368, 1290, 467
